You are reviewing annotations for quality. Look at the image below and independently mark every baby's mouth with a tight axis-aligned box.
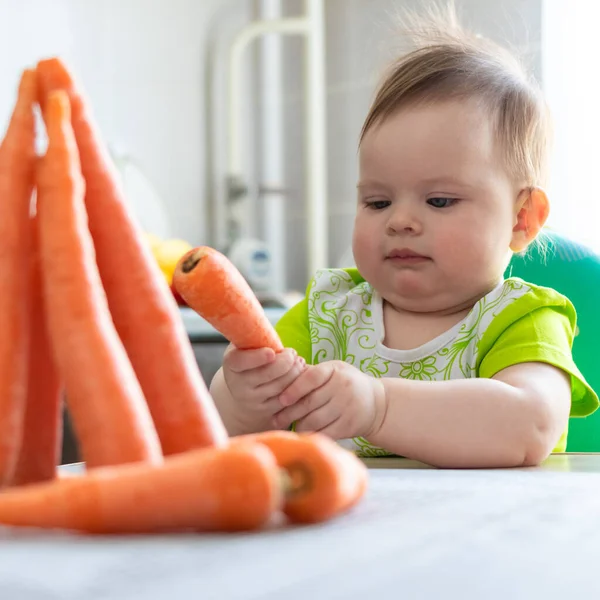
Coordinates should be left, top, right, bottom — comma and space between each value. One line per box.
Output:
387, 248, 431, 262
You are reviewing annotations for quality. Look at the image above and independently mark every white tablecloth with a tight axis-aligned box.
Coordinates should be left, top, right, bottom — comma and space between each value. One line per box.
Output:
0, 454, 599, 599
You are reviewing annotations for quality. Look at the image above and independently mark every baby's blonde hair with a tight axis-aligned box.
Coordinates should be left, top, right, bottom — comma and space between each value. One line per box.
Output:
359, 2, 552, 189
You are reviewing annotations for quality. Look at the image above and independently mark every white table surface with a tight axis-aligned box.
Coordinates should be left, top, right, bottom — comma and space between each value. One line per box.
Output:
1, 454, 599, 599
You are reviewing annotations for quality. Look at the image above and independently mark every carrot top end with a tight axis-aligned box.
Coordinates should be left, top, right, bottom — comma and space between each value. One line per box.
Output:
281, 461, 313, 498
181, 251, 202, 274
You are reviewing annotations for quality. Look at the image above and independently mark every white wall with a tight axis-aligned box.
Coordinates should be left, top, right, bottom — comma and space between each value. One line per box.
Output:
0, 0, 252, 246
541, 0, 600, 250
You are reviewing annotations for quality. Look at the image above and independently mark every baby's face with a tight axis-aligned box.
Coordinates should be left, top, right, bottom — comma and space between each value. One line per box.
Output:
353, 98, 521, 314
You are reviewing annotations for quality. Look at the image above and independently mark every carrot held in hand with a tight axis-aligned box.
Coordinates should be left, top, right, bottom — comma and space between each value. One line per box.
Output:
232, 430, 368, 523
12, 215, 64, 486
36, 57, 227, 456
0, 69, 38, 486
0, 444, 281, 534
36, 90, 162, 469
173, 246, 283, 352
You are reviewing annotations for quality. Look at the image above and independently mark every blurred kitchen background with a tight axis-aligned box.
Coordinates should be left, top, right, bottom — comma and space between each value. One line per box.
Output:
0, 0, 597, 389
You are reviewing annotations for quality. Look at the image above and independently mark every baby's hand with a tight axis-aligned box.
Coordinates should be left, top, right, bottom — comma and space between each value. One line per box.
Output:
222, 345, 306, 432
273, 361, 385, 439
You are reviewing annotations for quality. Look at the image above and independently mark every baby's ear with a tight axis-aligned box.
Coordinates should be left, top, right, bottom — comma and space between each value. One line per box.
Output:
510, 187, 549, 253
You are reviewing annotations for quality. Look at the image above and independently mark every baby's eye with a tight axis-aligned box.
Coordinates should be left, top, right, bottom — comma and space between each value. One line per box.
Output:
427, 197, 458, 208
366, 199, 391, 210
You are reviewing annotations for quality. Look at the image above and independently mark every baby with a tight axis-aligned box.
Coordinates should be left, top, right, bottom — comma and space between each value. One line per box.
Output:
210, 7, 598, 468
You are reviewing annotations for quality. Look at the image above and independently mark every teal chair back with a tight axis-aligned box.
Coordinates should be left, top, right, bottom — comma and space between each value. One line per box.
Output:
505, 230, 600, 452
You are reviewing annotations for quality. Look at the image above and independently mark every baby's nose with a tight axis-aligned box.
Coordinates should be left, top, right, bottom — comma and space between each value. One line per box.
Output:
386, 204, 422, 234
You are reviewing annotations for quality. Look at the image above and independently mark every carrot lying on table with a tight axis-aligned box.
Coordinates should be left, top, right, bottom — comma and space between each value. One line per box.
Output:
0, 443, 281, 534
36, 57, 228, 456
231, 430, 368, 523
173, 246, 284, 352
12, 215, 64, 486
36, 90, 162, 469
0, 69, 38, 486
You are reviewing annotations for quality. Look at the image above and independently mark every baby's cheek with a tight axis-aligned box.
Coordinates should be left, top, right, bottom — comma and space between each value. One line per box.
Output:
433, 230, 469, 263
352, 229, 372, 254
352, 229, 380, 270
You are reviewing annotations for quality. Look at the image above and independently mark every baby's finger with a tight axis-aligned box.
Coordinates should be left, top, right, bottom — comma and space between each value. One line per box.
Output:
224, 345, 276, 373
272, 385, 330, 430
278, 363, 333, 408
249, 348, 299, 387
257, 355, 307, 400
294, 404, 340, 434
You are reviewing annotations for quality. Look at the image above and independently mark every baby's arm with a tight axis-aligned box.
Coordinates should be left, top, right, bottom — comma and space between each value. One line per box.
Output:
366, 362, 571, 468
209, 367, 244, 435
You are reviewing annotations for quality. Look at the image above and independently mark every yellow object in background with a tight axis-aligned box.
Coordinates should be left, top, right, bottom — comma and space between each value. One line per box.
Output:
143, 233, 192, 286
143, 232, 163, 253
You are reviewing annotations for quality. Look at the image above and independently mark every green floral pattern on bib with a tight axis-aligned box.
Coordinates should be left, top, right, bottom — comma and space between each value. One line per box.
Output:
308, 269, 531, 457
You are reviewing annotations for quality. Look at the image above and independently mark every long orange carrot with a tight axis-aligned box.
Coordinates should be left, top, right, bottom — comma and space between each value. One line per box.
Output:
0, 443, 281, 534
12, 214, 64, 486
0, 69, 38, 486
232, 430, 368, 523
173, 246, 284, 352
37, 90, 162, 469
36, 57, 228, 456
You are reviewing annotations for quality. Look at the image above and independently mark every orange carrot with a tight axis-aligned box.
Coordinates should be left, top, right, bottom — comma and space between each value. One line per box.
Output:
0, 443, 281, 534
173, 246, 284, 352
232, 430, 368, 523
0, 69, 38, 486
12, 215, 64, 486
36, 90, 162, 469
36, 57, 228, 456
